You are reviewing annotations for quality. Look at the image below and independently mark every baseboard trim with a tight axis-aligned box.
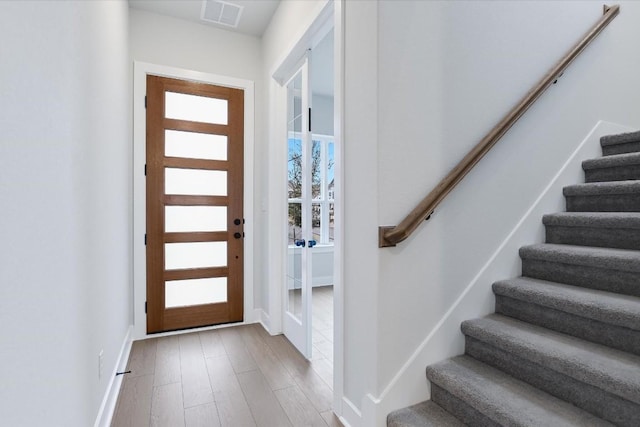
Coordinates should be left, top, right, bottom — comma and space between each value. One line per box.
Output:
339, 396, 362, 427
367, 120, 636, 426
258, 309, 272, 334
94, 325, 133, 427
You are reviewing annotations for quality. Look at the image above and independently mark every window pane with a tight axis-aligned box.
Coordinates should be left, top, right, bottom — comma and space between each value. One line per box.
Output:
312, 203, 321, 242
165, 168, 227, 196
165, 92, 228, 125
165, 277, 227, 308
312, 140, 321, 200
288, 202, 302, 245
287, 71, 302, 131
329, 202, 335, 243
286, 246, 302, 318
288, 285, 302, 318
165, 241, 227, 270
327, 142, 335, 200
288, 138, 302, 199
165, 130, 227, 161
165, 206, 227, 232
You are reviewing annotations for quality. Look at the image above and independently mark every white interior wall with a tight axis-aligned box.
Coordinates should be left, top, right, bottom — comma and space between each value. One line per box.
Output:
368, 0, 640, 423
0, 1, 131, 425
342, 0, 381, 420
129, 8, 264, 313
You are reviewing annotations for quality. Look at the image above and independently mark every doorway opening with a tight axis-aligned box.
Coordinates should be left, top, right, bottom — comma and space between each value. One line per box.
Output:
145, 75, 245, 333
132, 62, 256, 341
283, 28, 335, 373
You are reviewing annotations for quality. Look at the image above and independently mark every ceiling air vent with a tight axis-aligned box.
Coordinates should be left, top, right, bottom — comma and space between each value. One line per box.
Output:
201, 0, 244, 28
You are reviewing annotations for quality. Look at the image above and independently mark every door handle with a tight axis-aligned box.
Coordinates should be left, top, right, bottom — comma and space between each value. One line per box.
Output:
308, 240, 317, 248
234, 232, 242, 239
295, 239, 306, 247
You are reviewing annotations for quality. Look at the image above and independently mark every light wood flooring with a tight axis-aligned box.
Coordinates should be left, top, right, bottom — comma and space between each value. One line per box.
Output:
112, 286, 338, 427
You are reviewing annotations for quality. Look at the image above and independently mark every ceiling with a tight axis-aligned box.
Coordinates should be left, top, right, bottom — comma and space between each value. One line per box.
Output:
129, 0, 334, 98
128, 0, 281, 37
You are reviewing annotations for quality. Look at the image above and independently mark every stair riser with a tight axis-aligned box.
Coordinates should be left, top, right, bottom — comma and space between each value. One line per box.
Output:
603, 141, 640, 156
430, 384, 498, 427
495, 295, 640, 356
566, 194, 640, 212
387, 402, 465, 427
585, 165, 640, 183
521, 259, 640, 297
464, 336, 640, 426
545, 225, 640, 250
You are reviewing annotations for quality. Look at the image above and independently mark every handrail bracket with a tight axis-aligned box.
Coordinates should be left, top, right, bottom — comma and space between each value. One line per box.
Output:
379, 226, 397, 248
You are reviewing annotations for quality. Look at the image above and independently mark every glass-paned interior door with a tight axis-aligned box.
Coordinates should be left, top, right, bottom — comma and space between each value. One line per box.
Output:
284, 57, 313, 358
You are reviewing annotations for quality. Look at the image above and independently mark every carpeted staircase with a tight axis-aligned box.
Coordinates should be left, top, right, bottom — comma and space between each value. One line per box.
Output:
387, 130, 640, 426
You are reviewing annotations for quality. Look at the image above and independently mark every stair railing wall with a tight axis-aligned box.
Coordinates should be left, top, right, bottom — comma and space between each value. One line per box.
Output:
378, 4, 620, 248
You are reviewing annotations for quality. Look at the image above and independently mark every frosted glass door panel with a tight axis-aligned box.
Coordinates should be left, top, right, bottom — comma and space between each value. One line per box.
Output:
165, 206, 227, 232
165, 277, 227, 308
165, 130, 227, 161
165, 92, 228, 125
165, 168, 227, 196
165, 241, 227, 270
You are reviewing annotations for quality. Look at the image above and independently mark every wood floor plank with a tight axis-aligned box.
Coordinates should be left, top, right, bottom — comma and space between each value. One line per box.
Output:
251, 322, 274, 341
237, 369, 292, 427
154, 335, 181, 386
199, 329, 226, 358
310, 357, 333, 389
239, 325, 296, 391
205, 355, 256, 427
213, 391, 257, 427
313, 332, 326, 345
316, 328, 334, 344
127, 338, 157, 378
179, 333, 214, 408
314, 338, 333, 361
263, 335, 333, 412
151, 382, 185, 427
218, 326, 258, 373
205, 354, 243, 394
115, 317, 335, 427
320, 410, 344, 427
111, 374, 154, 427
185, 402, 221, 427
274, 385, 327, 427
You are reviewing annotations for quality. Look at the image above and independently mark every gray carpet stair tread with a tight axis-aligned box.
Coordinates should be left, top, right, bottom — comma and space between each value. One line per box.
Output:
542, 212, 640, 229
564, 180, 640, 196
462, 314, 640, 405
583, 152, 640, 170
519, 243, 640, 272
387, 401, 464, 427
601, 131, 640, 147
493, 277, 640, 330
426, 356, 613, 427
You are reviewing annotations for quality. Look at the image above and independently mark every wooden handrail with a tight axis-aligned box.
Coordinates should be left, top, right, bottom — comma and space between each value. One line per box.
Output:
379, 4, 620, 248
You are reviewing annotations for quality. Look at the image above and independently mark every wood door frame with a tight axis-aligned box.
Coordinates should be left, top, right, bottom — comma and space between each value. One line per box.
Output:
133, 61, 256, 340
